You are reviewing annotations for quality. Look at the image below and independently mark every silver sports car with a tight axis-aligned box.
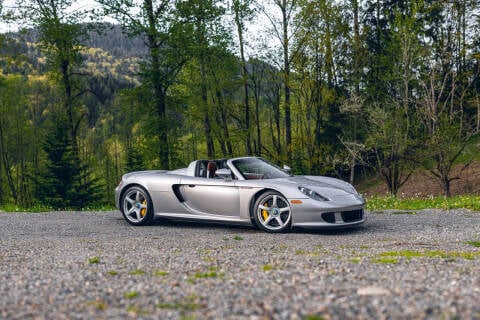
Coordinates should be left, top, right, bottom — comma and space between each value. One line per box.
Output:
115, 157, 366, 232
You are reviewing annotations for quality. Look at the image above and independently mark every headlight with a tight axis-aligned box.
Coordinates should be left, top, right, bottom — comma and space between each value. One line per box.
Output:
354, 193, 366, 203
343, 182, 358, 194
298, 186, 329, 201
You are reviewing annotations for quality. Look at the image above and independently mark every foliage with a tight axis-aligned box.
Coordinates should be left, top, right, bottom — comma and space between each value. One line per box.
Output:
0, 0, 480, 209
96, 0, 194, 169
364, 102, 418, 196
34, 111, 101, 209
366, 195, 480, 211
0, 75, 35, 206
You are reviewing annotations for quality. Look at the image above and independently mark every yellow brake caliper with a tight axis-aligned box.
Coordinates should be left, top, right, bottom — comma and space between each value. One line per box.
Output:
262, 202, 269, 221
140, 200, 147, 217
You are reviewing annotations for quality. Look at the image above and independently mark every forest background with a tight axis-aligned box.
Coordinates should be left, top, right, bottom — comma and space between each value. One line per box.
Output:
0, 0, 479, 209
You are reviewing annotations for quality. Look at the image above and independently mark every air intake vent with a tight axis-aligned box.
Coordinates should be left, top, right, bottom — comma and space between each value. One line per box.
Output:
321, 212, 335, 223
341, 209, 363, 223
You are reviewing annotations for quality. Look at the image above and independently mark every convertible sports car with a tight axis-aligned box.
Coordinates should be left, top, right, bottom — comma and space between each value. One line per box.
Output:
115, 157, 366, 232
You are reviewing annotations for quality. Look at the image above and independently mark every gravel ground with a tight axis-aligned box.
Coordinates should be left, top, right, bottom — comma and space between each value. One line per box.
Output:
1, 209, 480, 319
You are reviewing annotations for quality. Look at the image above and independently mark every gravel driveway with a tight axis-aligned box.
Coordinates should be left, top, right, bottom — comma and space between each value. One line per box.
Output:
1, 209, 480, 319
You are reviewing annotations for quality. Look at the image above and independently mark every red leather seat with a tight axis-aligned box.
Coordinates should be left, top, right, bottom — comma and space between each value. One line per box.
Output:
207, 161, 217, 178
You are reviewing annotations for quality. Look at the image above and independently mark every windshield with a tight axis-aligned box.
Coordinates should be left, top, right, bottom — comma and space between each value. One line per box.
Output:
232, 158, 290, 180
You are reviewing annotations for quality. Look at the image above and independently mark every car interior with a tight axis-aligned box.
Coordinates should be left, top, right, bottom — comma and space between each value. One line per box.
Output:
195, 159, 229, 178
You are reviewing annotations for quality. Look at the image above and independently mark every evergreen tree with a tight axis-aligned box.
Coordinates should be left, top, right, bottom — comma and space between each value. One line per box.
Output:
35, 111, 100, 209
125, 144, 145, 173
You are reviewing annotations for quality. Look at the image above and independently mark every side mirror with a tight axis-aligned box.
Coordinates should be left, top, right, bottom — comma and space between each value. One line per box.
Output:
215, 168, 232, 180
283, 165, 291, 173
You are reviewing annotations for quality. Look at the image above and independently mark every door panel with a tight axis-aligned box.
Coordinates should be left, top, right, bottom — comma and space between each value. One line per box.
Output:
179, 178, 240, 217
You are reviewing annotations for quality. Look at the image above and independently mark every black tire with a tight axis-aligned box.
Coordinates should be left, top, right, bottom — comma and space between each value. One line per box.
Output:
253, 191, 292, 233
120, 186, 154, 226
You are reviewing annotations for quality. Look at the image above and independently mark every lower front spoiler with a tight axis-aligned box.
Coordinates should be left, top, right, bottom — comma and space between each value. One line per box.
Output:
292, 218, 366, 229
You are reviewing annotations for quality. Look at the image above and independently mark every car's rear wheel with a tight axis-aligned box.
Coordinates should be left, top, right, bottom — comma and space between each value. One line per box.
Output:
253, 191, 292, 233
121, 186, 154, 226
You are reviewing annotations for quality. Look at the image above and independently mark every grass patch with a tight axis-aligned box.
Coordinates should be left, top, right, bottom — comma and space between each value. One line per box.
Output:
371, 257, 398, 264
367, 195, 480, 211
157, 294, 199, 313
0, 203, 53, 212
378, 250, 480, 261
188, 267, 224, 282
157, 302, 198, 311
466, 241, 480, 248
129, 269, 146, 276
88, 256, 101, 264
350, 257, 363, 263
107, 270, 118, 276
87, 300, 107, 311
154, 270, 169, 277
295, 248, 322, 256
262, 264, 274, 271
379, 250, 426, 258
233, 235, 243, 241
124, 291, 139, 299
193, 271, 219, 279
0, 203, 116, 212
304, 315, 326, 320
391, 211, 417, 215
126, 304, 149, 315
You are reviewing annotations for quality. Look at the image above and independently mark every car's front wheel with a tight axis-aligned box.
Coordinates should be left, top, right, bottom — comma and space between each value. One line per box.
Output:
121, 186, 154, 226
253, 191, 292, 232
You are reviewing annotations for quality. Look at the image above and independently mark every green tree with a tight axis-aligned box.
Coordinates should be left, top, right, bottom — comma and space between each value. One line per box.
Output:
16, 0, 88, 153
263, 0, 296, 163
15, 0, 100, 207
232, 0, 255, 155
0, 75, 35, 206
294, 0, 350, 175
365, 101, 418, 196
177, 0, 231, 159
418, 66, 478, 197
35, 110, 100, 208
97, 0, 190, 169
361, 0, 426, 195
414, 0, 479, 197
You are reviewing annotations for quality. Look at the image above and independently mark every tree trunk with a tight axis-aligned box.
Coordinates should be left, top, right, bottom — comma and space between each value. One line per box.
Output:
282, 1, 292, 163
145, 0, 169, 169
352, 0, 360, 95
233, 1, 252, 155
0, 144, 2, 204
156, 90, 169, 168
250, 62, 263, 156
350, 0, 360, 184
443, 178, 451, 198
200, 64, 215, 158
215, 89, 233, 157
61, 60, 78, 157
254, 84, 262, 156
0, 123, 18, 203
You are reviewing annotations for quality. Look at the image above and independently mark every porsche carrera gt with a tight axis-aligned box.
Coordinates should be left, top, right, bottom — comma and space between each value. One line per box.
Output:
115, 157, 366, 232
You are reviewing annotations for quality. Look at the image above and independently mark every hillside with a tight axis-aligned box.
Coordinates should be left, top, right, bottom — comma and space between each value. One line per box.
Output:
1, 23, 144, 78
359, 161, 480, 198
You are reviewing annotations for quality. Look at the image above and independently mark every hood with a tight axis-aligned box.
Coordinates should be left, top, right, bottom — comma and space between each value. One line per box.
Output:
237, 175, 359, 199
287, 176, 358, 195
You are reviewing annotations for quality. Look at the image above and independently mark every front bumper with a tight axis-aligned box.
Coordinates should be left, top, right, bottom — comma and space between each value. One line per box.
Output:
290, 195, 366, 228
